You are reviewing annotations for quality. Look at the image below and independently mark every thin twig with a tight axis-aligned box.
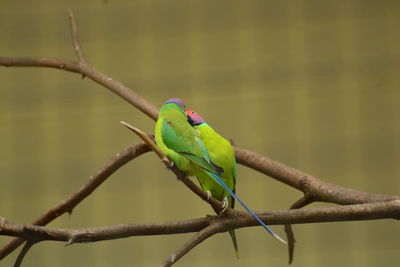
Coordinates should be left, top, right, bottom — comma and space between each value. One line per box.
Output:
13, 241, 36, 267
68, 9, 87, 65
160, 224, 222, 267
285, 195, 315, 264
120, 121, 169, 164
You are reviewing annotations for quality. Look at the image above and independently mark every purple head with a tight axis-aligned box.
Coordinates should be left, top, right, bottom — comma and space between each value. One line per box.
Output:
164, 98, 186, 110
186, 110, 205, 126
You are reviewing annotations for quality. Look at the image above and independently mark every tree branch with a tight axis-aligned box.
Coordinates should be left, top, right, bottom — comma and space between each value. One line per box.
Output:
0, 55, 159, 120
1, 200, 400, 243
0, 141, 150, 260
234, 146, 399, 204
13, 241, 35, 267
285, 195, 315, 264
2, 200, 400, 266
234, 147, 400, 263
160, 224, 222, 267
68, 9, 87, 65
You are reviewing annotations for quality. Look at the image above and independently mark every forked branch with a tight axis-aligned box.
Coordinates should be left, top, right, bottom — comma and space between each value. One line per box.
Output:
0, 141, 150, 259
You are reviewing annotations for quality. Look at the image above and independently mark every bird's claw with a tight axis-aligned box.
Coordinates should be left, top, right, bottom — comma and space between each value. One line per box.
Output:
205, 191, 212, 201
219, 197, 229, 214
162, 157, 174, 168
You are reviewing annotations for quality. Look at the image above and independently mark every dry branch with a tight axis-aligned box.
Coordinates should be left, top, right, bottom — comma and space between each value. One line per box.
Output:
284, 195, 315, 264
234, 147, 398, 204
234, 146, 400, 263
2, 200, 400, 243
0, 141, 150, 259
68, 9, 87, 65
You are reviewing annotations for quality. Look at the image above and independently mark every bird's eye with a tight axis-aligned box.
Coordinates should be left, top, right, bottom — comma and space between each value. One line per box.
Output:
191, 111, 195, 114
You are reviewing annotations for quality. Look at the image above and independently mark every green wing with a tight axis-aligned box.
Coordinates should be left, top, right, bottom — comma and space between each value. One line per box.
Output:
161, 113, 220, 175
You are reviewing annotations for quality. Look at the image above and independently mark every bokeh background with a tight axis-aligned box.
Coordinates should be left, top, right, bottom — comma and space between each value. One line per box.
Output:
1, 1, 400, 266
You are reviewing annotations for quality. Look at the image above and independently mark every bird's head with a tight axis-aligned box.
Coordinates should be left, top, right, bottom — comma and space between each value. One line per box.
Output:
164, 98, 186, 110
186, 110, 205, 126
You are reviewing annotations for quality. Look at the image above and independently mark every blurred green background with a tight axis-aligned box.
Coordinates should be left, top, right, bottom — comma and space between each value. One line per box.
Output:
1, 0, 399, 266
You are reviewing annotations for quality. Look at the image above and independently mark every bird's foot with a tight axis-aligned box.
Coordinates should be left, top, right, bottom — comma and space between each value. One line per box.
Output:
162, 158, 174, 168
205, 191, 212, 201
219, 197, 229, 214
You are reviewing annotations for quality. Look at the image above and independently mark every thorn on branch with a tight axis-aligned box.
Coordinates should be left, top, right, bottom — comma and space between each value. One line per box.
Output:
65, 238, 74, 247
65, 232, 80, 246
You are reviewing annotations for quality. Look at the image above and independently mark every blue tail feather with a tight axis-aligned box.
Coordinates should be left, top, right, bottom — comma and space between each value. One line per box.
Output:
208, 172, 287, 245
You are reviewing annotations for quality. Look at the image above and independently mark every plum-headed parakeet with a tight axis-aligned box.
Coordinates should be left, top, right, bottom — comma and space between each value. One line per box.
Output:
155, 98, 220, 177
155, 98, 286, 255
186, 110, 286, 246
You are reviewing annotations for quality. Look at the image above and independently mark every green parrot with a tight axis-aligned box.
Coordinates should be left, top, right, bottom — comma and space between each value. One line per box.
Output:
185, 109, 287, 245
155, 98, 286, 255
155, 98, 220, 177
186, 109, 240, 257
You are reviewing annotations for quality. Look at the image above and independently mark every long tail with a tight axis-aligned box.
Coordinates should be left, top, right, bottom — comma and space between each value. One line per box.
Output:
208, 172, 287, 245
229, 230, 240, 259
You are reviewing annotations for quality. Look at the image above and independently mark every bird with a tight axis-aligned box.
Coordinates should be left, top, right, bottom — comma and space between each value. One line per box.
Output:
185, 109, 287, 245
155, 98, 287, 253
186, 109, 240, 257
155, 98, 219, 177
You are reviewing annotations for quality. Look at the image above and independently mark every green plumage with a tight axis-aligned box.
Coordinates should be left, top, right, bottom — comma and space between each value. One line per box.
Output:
192, 124, 236, 202
192, 122, 240, 258
155, 103, 217, 176
155, 99, 239, 258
